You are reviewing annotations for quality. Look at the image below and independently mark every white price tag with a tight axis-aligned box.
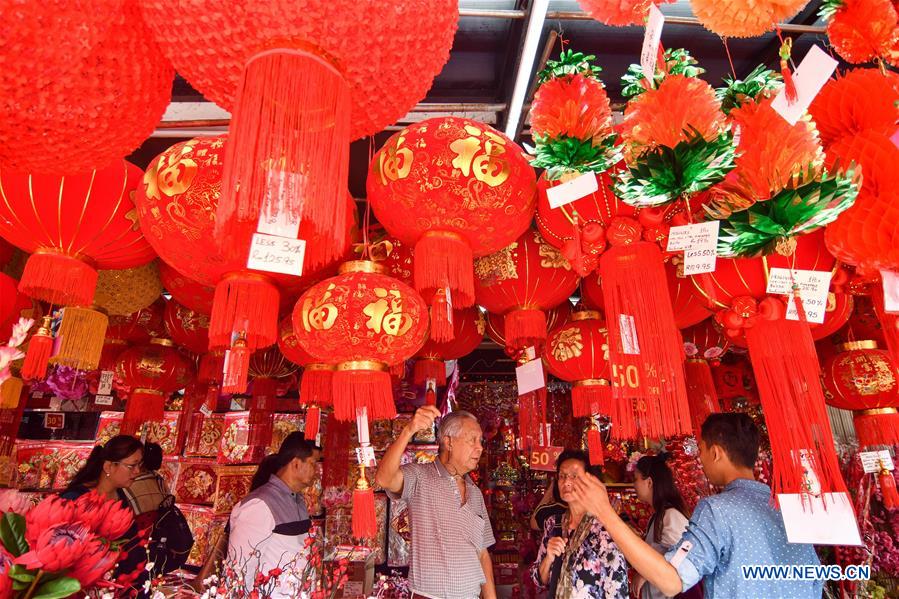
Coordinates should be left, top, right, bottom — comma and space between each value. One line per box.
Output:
445, 286, 454, 326
640, 4, 665, 81
778, 492, 862, 546
199, 404, 213, 417
31, 391, 44, 399
891, 128, 899, 148
355, 446, 377, 468
771, 45, 838, 125
881, 270, 899, 314
666, 221, 719, 252
48, 397, 62, 411
516, 359, 545, 395
545, 172, 599, 209
860, 450, 894, 473
94, 394, 114, 406
246, 232, 306, 277
767, 268, 832, 324
97, 370, 114, 396
683, 247, 717, 275
619, 314, 641, 355
258, 170, 303, 238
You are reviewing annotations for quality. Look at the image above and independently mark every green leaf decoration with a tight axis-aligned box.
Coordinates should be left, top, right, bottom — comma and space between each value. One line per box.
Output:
537, 50, 603, 84
620, 48, 705, 99
716, 65, 783, 114
8, 564, 36, 583
530, 134, 622, 179
33, 576, 82, 599
818, 0, 845, 21
0, 512, 28, 557
716, 166, 859, 257
613, 129, 736, 207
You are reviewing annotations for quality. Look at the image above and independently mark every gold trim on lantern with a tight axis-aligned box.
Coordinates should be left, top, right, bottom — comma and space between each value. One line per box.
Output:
132, 388, 165, 396
571, 310, 600, 322
686, 358, 709, 364
336, 360, 388, 372
149, 338, 175, 348
421, 230, 466, 244
573, 378, 610, 387
338, 260, 387, 275
840, 340, 879, 351
305, 363, 335, 372
859, 407, 897, 417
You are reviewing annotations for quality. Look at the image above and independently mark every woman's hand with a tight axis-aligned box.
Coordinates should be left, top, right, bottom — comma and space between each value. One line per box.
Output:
571, 472, 614, 520
545, 536, 567, 561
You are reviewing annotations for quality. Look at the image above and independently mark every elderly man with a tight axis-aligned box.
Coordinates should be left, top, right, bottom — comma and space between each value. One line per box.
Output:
376, 406, 496, 599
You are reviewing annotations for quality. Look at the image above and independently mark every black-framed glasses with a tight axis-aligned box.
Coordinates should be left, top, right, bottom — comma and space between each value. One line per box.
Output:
114, 461, 142, 471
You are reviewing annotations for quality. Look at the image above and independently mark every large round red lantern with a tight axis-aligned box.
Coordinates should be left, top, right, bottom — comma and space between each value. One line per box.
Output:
0, 1, 173, 174
368, 117, 537, 316
164, 300, 211, 355
0, 161, 155, 306
474, 230, 579, 352
822, 341, 899, 447
115, 338, 195, 434
413, 307, 485, 386
292, 261, 429, 422
159, 261, 215, 315
279, 317, 334, 408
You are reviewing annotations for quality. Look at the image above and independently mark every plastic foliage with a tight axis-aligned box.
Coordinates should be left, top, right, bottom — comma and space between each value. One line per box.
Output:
717, 65, 783, 115
537, 49, 603, 84
620, 48, 705, 99
715, 166, 860, 257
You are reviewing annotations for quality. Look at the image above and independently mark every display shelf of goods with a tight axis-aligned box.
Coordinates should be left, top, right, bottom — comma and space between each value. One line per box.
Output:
185, 412, 226, 458
174, 458, 219, 506
218, 411, 266, 465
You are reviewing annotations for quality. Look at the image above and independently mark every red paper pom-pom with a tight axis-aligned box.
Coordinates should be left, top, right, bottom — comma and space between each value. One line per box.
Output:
577, 0, 674, 26
825, 0, 899, 66
808, 68, 899, 147
691, 0, 809, 38
0, 0, 173, 174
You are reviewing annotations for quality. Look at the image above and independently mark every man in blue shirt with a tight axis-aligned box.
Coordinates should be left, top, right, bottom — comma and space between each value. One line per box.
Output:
572, 413, 823, 598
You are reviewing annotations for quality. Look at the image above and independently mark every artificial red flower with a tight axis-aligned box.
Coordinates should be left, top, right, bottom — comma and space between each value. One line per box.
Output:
15, 522, 94, 571
66, 541, 119, 589
0, 545, 13, 597
0, 489, 32, 515
73, 490, 134, 540
24, 495, 76, 546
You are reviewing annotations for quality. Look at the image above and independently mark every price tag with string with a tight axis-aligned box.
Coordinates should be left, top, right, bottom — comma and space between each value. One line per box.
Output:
355, 407, 377, 467
667, 221, 719, 275
767, 267, 831, 324
640, 5, 665, 81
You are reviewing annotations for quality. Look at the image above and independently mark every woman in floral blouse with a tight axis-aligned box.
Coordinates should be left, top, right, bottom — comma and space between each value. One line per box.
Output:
531, 449, 629, 598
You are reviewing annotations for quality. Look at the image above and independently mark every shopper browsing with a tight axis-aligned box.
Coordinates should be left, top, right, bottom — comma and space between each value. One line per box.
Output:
376, 407, 496, 599
570, 413, 823, 599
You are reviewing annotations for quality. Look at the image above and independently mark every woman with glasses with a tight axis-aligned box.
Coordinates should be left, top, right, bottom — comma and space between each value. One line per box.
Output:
531, 449, 629, 598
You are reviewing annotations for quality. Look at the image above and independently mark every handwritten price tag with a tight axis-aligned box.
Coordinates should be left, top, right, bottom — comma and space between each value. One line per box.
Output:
516, 359, 545, 395
97, 370, 114, 396
684, 247, 717, 275
94, 394, 114, 406
860, 450, 894, 473
640, 5, 665, 81
767, 268, 831, 324
618, 314, 641, 355
529, 446, 564, 472
771, 45, 838, 126
246, 232, 306, 277
881, 270, 899, 314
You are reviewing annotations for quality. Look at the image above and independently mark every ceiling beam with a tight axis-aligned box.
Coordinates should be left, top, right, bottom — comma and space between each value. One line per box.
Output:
503, 0, 551, 138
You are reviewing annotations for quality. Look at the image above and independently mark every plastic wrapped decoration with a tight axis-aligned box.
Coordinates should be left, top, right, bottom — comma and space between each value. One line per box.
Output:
0, 161, 155, 307
247, 346, 299, 447
808, 69, 899, 148
367, 117, 537, 334
413, 307, 485, 387
473, 230, 579, 354
690, 0, 810, 38
614, 75, 734, 209
576, 0, 674, 25
819, 0, 899, 66
94, 261, 163, 317
141, 0, 458, 279
0, 0, 173, 174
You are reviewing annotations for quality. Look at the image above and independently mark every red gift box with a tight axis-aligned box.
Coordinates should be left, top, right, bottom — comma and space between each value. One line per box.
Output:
269, 413, 303, 454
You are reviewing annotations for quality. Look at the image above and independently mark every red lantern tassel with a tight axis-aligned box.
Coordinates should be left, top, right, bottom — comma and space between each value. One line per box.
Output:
19, 250, 97, 306
505, 308, 548, 351
684, 359, 721, 433
599, 241, 691, 439
210, 272, 279, 352
304, 405, 321, 441
571, 380, 612, 418
21, 316, 53, 381
300, 365, 334, 407
853, 408, 899, 448
587, 427, 604, 467
248, 377, 278, 447
218, 49, 350, 267
518, 391, 536, 452
121, 389, 167, 436
323, 415, 352, 488
778, 38, 798, 104
878, 469, 899, 509
352, 464, 377, 540
414, 231, 475, 308
413, 358, 447, 387
198, 352, 225, 385
745, 298, 847, 498
222, 334, 250, 395
331, 364, 396, 422
429, 289, 455, 342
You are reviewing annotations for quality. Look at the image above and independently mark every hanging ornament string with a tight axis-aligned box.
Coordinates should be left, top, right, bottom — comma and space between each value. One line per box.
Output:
775, 28, 799, 103
722, 38, 737, 80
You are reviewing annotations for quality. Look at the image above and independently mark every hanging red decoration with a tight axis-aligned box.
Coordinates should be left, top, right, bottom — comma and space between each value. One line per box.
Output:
681, 318, 727, 432
278, 317, 334, 408
576, 0, 674, 26
809, 69, 899, 148
141, 0, 457, 269
292, 261, 429, 422
0, 273, 36, 341
0, 0, 173, 174
474, 230, 579, 354
105, 299, 166, 346
485, 302, 572, 360
158, 262, 215, 315
822, 340, 899, 448
247, 346, 299, 447
413, 307, 485, 386
163, 300, 211, 355
115, 339, 195, 435
690, 0, 809, 37
821, 0, 899, 66
0, 161, 154, 307
368, 117, 537, 313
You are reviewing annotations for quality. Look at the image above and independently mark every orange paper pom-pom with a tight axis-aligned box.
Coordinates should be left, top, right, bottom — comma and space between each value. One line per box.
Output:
691, 0, 809, 37
808, 69, 899, 147
825, 129, 898, 197
825, 0, 899, 65
727, 97, 823, 201
531, 73, 613, 143
577, 0, 674, 26
619, 75, 726, 160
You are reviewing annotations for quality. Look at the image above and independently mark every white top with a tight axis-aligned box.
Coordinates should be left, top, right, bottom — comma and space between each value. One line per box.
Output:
642, 508, 690, 599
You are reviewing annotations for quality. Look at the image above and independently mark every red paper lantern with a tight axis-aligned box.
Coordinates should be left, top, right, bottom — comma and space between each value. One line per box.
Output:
485, 302, 572, 359
0, 1, 173, 174
246, 346, 300, 446
823, 0, 899, 66
0, 161, 155, 306
158, 261, 216, 315
822, 341, 899, 447
292, 261, 429, 422
368, 117, 537, 312
414, 307, 485, 386
809, 69, 899, 147
116, 338, 195, 434
164, 300, 211, 355
278, 316, 334, 408
105, 299, 167, 345
691, 0, 808, 37
576, 0, 674, 26
474, 230, 579, 353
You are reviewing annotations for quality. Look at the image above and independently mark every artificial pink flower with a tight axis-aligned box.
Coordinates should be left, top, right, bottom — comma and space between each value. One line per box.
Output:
0, 489, 32, 515
73, 491, 133, 540
15, 522, 94, 571
25, 495, 76, 546
68, 542, 119, 589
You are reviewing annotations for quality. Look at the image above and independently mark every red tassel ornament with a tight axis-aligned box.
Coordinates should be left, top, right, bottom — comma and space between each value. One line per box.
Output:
878, 467, 899, 509
323, 415, 352, 488
853, 408, 899, 448
332, 364, 396, 423
779, 38, 799, 104
304, 405, 321, 441
21, 316, 53, 381
210, 272, 280, 355
684, 358, 721, 433
121, 389, 166, 436
300, 365, 334, 407
587, 423, 605, 467
352, 464, 377, 540
222, 333, 250, 395
413, 358, 447, 387
429, 287, 455, 342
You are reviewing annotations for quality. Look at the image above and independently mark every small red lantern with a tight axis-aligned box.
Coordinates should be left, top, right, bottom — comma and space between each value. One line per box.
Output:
485, 302, 572, 359
368, 117, 537, 313
279, 317, 334, 409
105, 299, 166, 345
822, 340, 899, 448
116, 338, 195, 434
413, 307, 485, 387
292, 261, 429, 422
474, 230, 579, 353
159, 261, 215, 315
164, 300, 211, 355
